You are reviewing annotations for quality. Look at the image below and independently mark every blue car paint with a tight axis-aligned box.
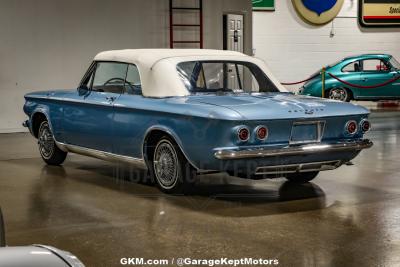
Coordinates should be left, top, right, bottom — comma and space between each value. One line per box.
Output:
24, 89, 369, 173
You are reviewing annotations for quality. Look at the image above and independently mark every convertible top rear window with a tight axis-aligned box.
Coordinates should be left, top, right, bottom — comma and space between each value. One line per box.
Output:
177, 61, 279, 94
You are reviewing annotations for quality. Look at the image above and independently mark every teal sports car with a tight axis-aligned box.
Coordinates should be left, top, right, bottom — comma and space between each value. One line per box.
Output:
299, 54, 400, 102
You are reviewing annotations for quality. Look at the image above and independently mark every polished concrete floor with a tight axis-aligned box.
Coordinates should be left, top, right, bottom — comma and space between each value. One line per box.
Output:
1, 111, 400, 267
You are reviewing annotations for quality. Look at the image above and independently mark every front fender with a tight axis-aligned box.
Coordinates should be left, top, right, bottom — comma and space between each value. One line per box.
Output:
28, 103, 63, 142
303, 79, 342, 97
30, 106, 52, 137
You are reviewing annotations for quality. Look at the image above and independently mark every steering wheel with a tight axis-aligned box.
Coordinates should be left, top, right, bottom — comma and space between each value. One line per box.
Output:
103, 78, 136, 92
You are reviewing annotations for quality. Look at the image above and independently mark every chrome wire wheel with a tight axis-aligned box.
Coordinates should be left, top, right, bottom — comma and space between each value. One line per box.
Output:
153, 140, 180, 190
329, 88, 348, 101
38, 122, 55, 160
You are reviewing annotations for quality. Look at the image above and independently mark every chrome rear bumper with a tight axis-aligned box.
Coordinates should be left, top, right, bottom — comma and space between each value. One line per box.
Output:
214, 139, 373, 160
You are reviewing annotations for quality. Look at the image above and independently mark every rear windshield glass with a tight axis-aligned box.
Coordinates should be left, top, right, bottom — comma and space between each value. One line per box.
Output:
177, 61, 279, 94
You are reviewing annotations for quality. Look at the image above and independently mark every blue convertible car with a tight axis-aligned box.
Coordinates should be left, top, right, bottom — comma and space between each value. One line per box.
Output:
23, 49, 373, 194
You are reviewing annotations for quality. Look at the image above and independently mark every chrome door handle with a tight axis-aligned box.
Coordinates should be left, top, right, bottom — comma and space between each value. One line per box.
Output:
106, 96, 116, 102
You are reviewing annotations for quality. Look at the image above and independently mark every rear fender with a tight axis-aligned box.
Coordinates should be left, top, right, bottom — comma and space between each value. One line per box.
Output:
143, 125, 201, 171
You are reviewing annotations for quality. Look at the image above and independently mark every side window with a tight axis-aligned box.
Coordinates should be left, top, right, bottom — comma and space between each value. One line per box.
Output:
92, 62, 128, 94
124, 65, 142, 95
362, 59, 389, 72
342, 61, 360, 72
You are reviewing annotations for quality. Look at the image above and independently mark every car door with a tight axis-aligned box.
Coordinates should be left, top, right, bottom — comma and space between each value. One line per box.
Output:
358, 59, 395, 98
63, 62, 128, 152
339, 60, 362, 95
112, 64, 148, 159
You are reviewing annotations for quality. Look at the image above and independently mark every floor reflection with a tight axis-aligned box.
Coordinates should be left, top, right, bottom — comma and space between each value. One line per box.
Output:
59, 160, 328, 217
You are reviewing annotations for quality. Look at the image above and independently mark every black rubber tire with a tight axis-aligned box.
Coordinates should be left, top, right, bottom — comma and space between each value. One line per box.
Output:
38, 121, 67, 166
149, 136, 196, 194
285, 171, 319, 184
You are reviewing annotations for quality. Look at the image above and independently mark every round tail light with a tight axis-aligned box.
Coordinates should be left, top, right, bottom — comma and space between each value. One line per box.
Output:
361, 119, 371, 133
256, 126, 268, 140
346, 121, 358, 135
238, 127, 250, 142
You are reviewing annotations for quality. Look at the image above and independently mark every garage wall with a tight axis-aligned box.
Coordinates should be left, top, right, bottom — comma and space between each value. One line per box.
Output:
0, 0, 252, 133
253, 0, 400, 92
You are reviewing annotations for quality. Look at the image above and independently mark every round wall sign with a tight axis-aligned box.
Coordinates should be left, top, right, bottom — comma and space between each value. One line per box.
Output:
292, 0, 344, 25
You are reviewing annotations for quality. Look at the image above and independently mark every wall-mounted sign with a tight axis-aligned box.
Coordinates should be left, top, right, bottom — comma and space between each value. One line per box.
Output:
292, 0, 344, 24
252, 0, 275, 11
359, 0, 400, 27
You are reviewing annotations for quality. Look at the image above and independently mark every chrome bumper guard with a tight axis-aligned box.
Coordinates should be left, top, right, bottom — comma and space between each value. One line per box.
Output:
255, 160, 342, 175
214, 139, 373, 160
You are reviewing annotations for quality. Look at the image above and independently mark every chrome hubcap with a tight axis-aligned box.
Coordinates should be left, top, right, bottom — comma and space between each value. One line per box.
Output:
329, 88, 347, 101
38, 122, 54, 159
154, 140, 179, 189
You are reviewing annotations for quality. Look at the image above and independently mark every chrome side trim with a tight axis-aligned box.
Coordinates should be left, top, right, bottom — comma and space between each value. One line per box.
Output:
214, 139, 373, 160
56, 142, 147, 170
255, 160, 342, 175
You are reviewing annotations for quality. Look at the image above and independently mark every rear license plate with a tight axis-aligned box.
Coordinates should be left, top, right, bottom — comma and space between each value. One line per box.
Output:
290, 121, 324, 144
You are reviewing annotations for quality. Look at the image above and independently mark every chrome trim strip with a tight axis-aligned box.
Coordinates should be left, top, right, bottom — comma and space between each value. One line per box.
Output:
255, 160, 342, 175
26, 96, 117, 108
214, 139, 373, 160
55, 141, 147, 170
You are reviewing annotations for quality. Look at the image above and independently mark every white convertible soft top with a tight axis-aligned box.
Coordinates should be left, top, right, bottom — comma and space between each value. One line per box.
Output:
94, 49, 287, 97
